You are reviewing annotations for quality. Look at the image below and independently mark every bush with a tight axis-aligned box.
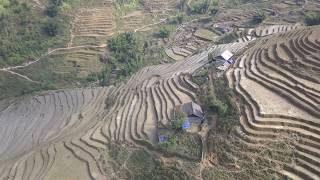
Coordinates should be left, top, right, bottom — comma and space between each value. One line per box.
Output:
159, 26, 171, 39
0, 0, 9, 17
42, 20, 60, 36
45, 0, 64, 17
304, 12, 320, 26
189, 0, 218, 14
45, 5, 58, 17
204, 96, 228, 117
171, 110, 186, 130
252, 11, 266, 24
0, 1, 67, 67
171, 13, 185, 24
160, 135, 178, 150
96, 32, 144, 85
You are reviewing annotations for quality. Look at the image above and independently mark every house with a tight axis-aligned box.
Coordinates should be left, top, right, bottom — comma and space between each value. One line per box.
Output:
216, 50, 234, 61
210, 50, 235, 71
179, 102, 205, 133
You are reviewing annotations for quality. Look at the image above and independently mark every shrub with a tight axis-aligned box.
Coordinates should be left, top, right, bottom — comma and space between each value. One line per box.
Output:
171, 110, 186, 130
159, 26, 171, 39
189, 0, 218, 14
252, 11, 266, 24
304, 12, 320, 26
160, 135, 178, 150
204, 96, 228, 117
45, 0, 64, 17
171, 13, 185, 24
0, 0, 9, 16
42, 20, 60, 36
45, 5, 58, 17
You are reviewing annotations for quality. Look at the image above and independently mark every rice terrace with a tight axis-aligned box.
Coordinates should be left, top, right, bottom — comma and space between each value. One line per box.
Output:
0, 0, 319, 179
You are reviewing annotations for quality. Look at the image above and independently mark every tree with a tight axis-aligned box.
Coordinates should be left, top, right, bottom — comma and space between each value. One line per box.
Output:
172, 13, 184, 24
208, 52, 214, 61
0, 0, 9, 17
189, 0, 218, 14
45, 5, 58, 17
159, 26, 171, 39
304, 12, 320, 26
171, 110, 186, 130
42, 20, 60, 36
253, 11, 266, 24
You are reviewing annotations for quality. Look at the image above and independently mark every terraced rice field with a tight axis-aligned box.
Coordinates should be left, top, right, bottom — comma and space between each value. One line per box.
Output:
141, 0, 179, 11
255, 23, 301, 37
71, 6, 115, 45
1, 13, 319, 178
212, 9, 257, 24
51, 46, 106, 78
0, 43, 220, 179
48, 4, 115, 78
120, 11, 149, 32
0, 35, 251, 179
226, 26, 320, 179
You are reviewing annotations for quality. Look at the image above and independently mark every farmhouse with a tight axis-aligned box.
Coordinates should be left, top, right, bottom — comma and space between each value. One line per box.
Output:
180, 102, 205, 133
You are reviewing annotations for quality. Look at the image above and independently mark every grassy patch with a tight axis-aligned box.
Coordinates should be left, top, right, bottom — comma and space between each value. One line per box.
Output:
160, 133, 202, 159
0, 0, 69, 67
204, 133, 295, 179
127, 149, 156, 175
304, 11, 320, 26
115, 0, 139, 15
195, 70, 240, 134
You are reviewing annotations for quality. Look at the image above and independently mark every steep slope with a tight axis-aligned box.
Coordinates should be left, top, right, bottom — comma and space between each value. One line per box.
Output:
227, 26, 320, 179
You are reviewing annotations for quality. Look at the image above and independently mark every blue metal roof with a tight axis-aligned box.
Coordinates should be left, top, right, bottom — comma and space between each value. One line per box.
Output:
182, 120, 191, 129
159, 135, 168, 142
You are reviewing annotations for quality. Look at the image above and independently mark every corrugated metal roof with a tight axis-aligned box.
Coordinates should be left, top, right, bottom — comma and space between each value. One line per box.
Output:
221, 50, 234, 61
180, 102, 203, 118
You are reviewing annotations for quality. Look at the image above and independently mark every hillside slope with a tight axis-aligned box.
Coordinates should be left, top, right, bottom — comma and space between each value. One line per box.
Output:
227, 26, 320, 179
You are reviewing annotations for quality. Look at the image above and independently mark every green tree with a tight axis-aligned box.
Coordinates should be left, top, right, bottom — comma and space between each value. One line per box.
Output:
172, 13, 185, 24
159, 26, 171, 39
253, 11, 266, 24
190, 0, 218, 14
0, 0, 9, 16
42, 20, 60, 36
305, 12, 320, 26
171, 110, 186, 130
45, 5, 58, 17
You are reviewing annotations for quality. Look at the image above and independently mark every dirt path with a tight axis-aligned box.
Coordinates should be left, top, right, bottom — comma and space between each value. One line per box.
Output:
134, 18, 167, 32
1, 44, 107, 71
0, 69, 40, 83
0, 14, 166, 82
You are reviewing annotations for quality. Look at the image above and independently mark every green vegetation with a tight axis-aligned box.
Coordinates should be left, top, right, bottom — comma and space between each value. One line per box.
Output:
171, 110, 186, 130
105, 95, 116, 109
203, 133, 295, 179
42, 20, 61, 36
0, 0, 68, 67
224, 0, 253, 8
127, 150, 156, 175
160, 133, 202, 158
0, 0, 9, 17
96, 32, 144, 85
158, 25, 171, 39
194, 69, 239, 134
252, 11, 266, 24
170, 12, 185, 24
45, 0, 68, 17
115, 0, 139, 14
101, 143, 190, 179
304, 11, 320, 26
193, 68, 295, 179
216, 33, 238, 44
189, 0, 219, 14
